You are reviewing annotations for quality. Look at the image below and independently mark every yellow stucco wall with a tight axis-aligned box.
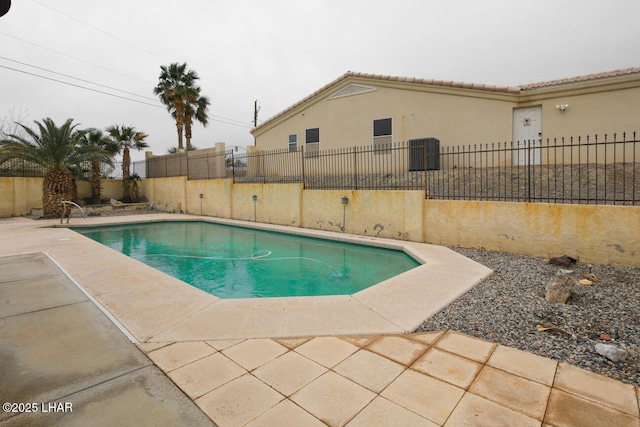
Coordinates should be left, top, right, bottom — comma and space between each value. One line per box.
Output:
2, 176, 638, 266
521, 81, 640, 140
229, 183, 304, 225
185, 179, 233, 217
76, 179, 124, 202
0, 177, 42, 217
140, 176, 187, 212
300, 189, 424, 241
423, 200, 639, 266
0, 177, 125, 216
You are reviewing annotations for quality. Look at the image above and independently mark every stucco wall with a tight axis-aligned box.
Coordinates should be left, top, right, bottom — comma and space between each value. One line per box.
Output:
2, 176, 637, 266
140, 176, 187, 212
0, 177, 42, 217
0, 177, 125, 216
300, 189, 425, 241
185, 179, 232, 217
76, 179, 123, 202
521, 82, 640, 140
423, 200, 639, 266
255, 81, 515, 153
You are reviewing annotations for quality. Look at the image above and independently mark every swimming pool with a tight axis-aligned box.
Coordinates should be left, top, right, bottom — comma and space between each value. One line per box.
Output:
73, 221, 420, 299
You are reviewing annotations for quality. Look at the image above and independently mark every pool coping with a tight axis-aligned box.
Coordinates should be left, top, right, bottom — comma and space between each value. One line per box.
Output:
1, 214, 492, 343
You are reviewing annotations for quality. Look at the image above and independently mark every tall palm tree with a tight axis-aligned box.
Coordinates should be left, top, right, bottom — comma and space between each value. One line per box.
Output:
84, 129, 118, 204
0, 118, 111, 218
183, 88, 210, 150
153, 63, 199, 151
105, 125, 148, 202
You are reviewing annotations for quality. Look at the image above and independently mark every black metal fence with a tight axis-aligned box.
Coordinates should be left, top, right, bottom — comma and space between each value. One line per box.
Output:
142, 132, 639, 205
0, 159, 146, 180
4, 132, 638, 205
0, 158, 45, 177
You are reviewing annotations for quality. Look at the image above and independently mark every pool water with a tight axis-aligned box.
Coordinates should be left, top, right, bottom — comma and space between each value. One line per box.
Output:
73, 221, 420, 299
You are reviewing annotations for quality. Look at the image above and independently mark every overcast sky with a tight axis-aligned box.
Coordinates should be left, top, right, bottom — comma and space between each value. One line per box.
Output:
2, 0, 639, 160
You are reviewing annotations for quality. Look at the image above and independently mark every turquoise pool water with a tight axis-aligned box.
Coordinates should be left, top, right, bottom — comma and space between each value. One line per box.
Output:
73, 221, 420, 299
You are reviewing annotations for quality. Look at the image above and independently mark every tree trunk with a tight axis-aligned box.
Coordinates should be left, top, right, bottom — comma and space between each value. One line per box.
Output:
174, 101, 185, 150
122, 147, 131, 202
90, 160, 102, 204
185, 120, 192, 151
42, 168, 74, 219
130, 181, 139, 202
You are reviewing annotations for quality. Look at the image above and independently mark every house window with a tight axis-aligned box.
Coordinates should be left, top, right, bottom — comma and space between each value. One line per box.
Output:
373, 118, 392, 153
305, 127, 320, 156
288, 134, 297, 152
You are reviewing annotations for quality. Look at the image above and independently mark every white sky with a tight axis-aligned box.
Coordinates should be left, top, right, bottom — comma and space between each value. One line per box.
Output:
2, 0, 639, 160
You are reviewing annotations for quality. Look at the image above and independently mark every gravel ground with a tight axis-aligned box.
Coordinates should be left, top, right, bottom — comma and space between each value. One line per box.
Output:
416, 247, 640, 386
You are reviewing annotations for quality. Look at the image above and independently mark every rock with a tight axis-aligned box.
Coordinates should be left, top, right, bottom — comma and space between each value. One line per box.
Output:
110, 198, 123, 206
599, 334, 612, 341
545, 270, 575, 303
595, 343, 628, 362
548, 255, 577, 267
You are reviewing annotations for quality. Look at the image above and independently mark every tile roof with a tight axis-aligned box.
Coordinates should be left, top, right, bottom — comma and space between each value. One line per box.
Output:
344, 71, 521, 94
520, 66, 640, 90
252, 67, 640, 132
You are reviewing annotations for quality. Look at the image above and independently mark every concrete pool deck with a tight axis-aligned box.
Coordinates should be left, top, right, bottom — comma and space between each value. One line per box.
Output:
1, 214, 494, 341
1, 214, 639, 426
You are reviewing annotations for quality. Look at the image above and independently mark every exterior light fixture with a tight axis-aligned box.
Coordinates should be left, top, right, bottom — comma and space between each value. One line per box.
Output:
252, 194, 258, 221
555, 104, 569, 112
341, 196, 349, 233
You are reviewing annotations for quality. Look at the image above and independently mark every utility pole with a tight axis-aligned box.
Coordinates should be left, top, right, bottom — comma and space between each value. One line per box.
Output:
253, 100, 260, 127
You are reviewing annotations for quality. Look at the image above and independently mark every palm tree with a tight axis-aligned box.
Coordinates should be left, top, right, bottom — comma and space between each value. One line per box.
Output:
153, 62, 204, 151
84, 129, 118, 204
183, 88, 210, 150
0, 118, 111, 218
105, 125, 148, 202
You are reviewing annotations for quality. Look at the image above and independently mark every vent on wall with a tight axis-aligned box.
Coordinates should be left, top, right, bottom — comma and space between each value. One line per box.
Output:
329, 84, 377, 99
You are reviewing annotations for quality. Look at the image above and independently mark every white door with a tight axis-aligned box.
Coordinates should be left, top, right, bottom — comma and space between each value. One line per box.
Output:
512, 106, 542, 165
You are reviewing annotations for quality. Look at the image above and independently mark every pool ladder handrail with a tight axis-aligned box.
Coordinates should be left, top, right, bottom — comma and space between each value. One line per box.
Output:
60, 201, 86, 224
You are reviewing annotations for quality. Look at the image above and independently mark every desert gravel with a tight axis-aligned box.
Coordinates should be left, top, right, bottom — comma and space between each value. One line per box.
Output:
416, 247, 640, 386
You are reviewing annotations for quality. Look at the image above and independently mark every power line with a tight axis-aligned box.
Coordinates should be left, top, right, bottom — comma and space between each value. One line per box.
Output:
0, 64, 165, 108
0, 64, 254, 128
0, 31, 151, 86
0, 55, 160, 103
1, 30, 257, 125
29, 0, 259, 103
30, 0, 167, 63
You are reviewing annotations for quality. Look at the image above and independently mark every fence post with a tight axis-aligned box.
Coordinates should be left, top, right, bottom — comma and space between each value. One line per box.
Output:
231, 150, 235, 183
353, 146, 358, 190
527, 138, 532, 202
423, 140, 428, 199
300, 146, 306, 189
